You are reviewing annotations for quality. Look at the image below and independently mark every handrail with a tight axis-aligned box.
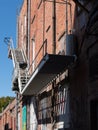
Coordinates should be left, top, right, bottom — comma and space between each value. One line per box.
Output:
12, 65, 19, 83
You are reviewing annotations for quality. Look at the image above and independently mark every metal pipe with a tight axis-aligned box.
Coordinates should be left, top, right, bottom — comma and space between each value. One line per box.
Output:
69, 2, 72, 32
16, 10, 19, 49
52, 0, 56, 54
43, 1, 45, 56
66, 0, 68, 34
27, 0, 31, 68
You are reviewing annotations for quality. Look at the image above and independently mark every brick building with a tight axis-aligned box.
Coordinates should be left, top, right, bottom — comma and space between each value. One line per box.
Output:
0, 99, 16, 130
0, 113, 2, 129
6, 0, 98, 130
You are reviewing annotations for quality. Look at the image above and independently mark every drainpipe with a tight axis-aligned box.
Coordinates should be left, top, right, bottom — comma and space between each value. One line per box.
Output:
16, 10, 19, 49
66, 0, 68, 34
27, 0, 31, 68
43, 1, 45, 43
52, 1, 56, 128
52, 0, 56, 54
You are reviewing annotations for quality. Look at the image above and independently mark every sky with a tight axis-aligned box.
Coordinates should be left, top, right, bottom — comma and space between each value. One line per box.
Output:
0, 0, 23, 97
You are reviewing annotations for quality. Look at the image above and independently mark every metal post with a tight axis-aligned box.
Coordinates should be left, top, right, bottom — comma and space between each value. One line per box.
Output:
52, 0, 56, 54
66, 0, 68, 34
27, 0, 31, 68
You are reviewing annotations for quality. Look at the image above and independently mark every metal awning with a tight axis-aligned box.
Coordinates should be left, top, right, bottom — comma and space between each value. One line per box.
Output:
21, 53, 75, 95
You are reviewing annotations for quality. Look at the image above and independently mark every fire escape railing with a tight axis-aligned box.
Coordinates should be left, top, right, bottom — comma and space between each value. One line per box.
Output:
12, 65, 19, 82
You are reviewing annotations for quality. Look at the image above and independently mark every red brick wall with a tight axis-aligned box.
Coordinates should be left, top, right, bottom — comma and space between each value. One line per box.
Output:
16, 0, 98, 130
1, 99, 16, 130
0, 114, 2, 130
18, 0, 27, 56
17, 0, 75, 73
29, 0, 75, 72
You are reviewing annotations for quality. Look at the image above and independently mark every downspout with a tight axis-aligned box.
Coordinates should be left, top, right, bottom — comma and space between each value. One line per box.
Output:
43, 1, 45, 56
52, 0, 56, 54
26, 1, 31, 130
16, 10, 19, 49
66, 0, 68, 34
27, 0, 31, 68
51, 1, 56, 128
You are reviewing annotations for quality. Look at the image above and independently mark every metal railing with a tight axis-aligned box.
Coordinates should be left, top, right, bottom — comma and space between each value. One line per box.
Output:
12, 40, 47, 91
12, 64, 19, 84
12, 63, 29, 91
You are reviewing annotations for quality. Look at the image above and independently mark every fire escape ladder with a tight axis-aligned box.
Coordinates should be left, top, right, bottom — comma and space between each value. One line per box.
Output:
18, 68, 30, 92
8, 45, 29, 92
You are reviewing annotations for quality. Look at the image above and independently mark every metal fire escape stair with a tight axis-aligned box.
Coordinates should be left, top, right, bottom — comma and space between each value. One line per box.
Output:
18, 69, 30, 91
7, 39, 29, 92
14, 49, 27, 69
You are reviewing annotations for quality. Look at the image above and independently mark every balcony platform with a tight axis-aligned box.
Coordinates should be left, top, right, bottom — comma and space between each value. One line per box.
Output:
21, 53, 75, 95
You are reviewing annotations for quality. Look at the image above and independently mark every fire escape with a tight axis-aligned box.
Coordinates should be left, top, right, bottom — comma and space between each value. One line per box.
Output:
5, 0, 86, 95
4, 38, 29, 93
5, 37, 75, 95
5, 0, 78, 96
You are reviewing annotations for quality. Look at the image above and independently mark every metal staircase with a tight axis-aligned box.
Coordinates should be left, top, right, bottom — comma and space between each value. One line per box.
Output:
5, 38, 29, 93
14, 49, 27, 69
18, 68, 30, 91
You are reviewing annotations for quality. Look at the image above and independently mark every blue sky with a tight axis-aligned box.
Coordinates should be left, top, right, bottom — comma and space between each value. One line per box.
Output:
0, 0, 22, 97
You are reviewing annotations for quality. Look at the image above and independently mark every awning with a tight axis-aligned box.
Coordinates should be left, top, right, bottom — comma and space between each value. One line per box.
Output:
21, 53, 75, 95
